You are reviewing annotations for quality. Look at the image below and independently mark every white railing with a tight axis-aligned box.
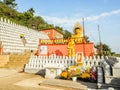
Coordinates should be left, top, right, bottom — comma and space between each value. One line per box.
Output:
25, 55, 75, 69
24, 55, 109, 73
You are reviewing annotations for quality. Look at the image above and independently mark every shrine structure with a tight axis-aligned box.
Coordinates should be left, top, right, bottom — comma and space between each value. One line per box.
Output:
38, 22, 94, 57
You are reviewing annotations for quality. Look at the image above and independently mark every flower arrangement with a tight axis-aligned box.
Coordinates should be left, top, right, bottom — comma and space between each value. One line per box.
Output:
60, 66, 79, 79
60, 70, 68, 79
81, 72, 91, 79
80, 67, 97, 82
60, 66, 97, 82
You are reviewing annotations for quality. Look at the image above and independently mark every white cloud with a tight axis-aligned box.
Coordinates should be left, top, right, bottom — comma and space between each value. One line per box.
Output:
86, 9, 120, 21
43, 16, 77, 25
42, 9, 120, 30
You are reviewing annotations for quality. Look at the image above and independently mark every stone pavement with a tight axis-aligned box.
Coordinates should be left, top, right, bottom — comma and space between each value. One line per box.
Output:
0, 68, 93, 90
40, 79, 87, 90
0, 68, 17, 78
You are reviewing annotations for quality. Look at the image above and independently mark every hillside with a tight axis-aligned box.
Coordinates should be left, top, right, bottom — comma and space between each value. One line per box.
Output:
0, 1, 51, 30
0, 1, 71, 38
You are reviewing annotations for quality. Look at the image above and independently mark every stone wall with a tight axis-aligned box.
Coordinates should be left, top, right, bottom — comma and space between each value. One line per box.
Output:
103, 56, 120, 86
0, 55, 9, 67
112, 67, 120, 77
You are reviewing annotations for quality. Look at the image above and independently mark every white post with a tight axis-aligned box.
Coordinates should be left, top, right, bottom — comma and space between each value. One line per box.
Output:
0, 17, 3, 22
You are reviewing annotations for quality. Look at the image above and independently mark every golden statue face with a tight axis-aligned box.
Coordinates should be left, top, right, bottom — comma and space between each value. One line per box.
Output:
73, 22, 83, 34
74, 28, 81, 34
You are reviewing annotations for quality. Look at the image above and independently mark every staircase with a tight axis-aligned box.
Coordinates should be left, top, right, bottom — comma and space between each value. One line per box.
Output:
4, 51, 31, 71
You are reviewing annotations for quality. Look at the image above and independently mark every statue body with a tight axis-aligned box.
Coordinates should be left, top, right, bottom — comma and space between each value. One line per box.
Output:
67, 38, 75, 57
67, 22, 85, 57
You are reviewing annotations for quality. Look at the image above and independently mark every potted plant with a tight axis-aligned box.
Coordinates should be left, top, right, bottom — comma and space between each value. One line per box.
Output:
72, 74, 78, 82
69, 69, 78, 82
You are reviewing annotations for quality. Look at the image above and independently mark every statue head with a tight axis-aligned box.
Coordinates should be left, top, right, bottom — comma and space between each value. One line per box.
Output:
73, 22, 83, 36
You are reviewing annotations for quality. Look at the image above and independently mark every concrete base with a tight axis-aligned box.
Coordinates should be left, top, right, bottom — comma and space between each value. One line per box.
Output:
45, 67, 62, 79
112, 67, 120, 77
105, 75, 120, 86
24, 68, 45, 76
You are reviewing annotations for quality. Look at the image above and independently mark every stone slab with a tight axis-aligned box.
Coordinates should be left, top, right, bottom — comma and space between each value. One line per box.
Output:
0, 68, 17, 78
40, 79, 87, 90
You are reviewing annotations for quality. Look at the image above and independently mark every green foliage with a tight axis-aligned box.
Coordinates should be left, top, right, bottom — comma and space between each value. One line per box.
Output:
38, 24, 54, 30
54, 26, 65, 34
0, 2, 17, 17
27, 8, 35, 16
84, 35, 90, 43
3, 0, 17, 8
95, 43, 113, 56
0, 1, 70, 38
64, 30, 71, 39
115, 54, 120, 57
0, 2, 46, 29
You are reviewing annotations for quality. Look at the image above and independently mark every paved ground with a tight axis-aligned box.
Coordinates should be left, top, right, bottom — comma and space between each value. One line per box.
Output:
0, 68, 98, 90
41, 79, 87, 90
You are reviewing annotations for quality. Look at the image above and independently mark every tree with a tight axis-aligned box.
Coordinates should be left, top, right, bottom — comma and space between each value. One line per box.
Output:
63, 30, 72, 39
55, 26, 62, 32
30, 16, 46, 29
95, 43, 111, 56
0, 2, 17, 18
84, 35, 90, 43
24, 12, 33, 20
27, 8, 35, 17
3, 0, 17, 8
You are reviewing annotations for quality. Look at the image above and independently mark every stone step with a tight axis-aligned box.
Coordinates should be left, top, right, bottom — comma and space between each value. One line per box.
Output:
5, 65, 24, 68
6, 62, 26, 65
4, 66, 24, 71
8, 60, 28, 62
3, 52, 31, 70
9, 57, 30, 59
5, 63, 25, 69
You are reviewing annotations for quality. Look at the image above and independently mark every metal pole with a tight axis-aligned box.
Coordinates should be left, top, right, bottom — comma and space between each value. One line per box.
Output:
82, 18, 86, 56
82, 18, 85, 39
52, 29, 55, 54
98, 25, 103, 56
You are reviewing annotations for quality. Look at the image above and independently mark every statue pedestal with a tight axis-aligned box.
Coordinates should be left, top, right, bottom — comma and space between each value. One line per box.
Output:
76, 62, 83, 67
45, 67, 62, 79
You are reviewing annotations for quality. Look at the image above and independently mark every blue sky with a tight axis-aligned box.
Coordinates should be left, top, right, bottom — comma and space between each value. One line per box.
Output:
15, 0, 120, 53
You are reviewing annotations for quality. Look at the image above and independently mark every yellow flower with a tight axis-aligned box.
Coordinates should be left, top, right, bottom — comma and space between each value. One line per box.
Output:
60, 71, 68, 79
81, 72, 91, 79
